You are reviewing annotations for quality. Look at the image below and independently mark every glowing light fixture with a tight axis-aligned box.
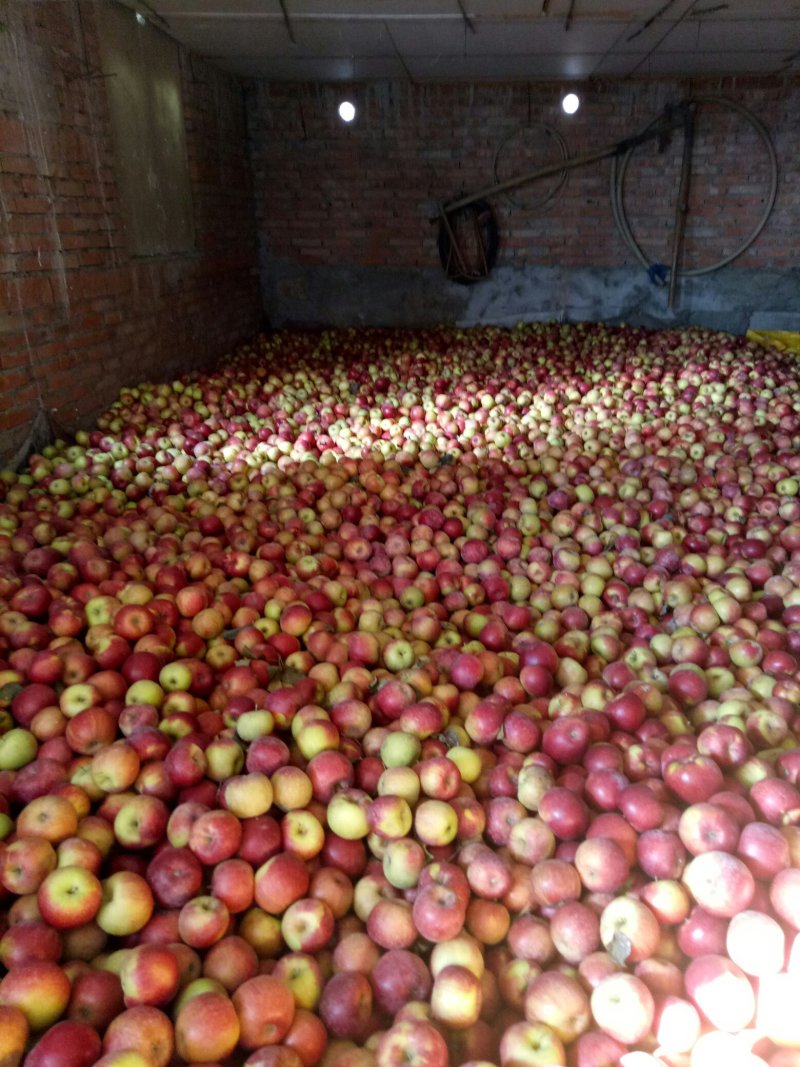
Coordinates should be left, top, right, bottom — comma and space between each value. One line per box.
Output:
562, 92, 580, 115
135, 11, 146, 24
338, 100, 356, 123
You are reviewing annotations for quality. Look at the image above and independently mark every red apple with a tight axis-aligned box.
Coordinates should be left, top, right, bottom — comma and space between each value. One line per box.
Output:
376, 1020, 449, 1067
232, 974, 296, 1049
574, 836, 630, 893
684, 953, 755, 1032
599, 896, 660, 963
211, 857, 255, 914
538, 787, 590, 841
188, 808, 243, 865
635, 829, 688, 880
0, 1004, 28, 1067
531, 858, 582, 908
0, 920, 62, 969
191, 930, 251, 989
678, 800, 740, 856
23, 1019, 102, 1067
431, 963, 483, 1031
769, 867, 800, 929
412, 883, 467, 943
682, 850, 755, 917
67, 969, 124, 1032
254, 852, 311, 916
737, 820, 790, 878
0, 960, 72, 1031
371, 948, 433, 1016
498, 1020, 566, 1067
524, 969, 590, 1044
146, 846, 203, 909
653, 994, 702, 1055
178, 895, 230, 949
281, 897, 335, 953
175, 991, 241, 1062
726, 909, 785, 976
113, 795, 169, 850
119, 943, 180, 1007
590, 972, 655, 1045
663, 753, 724, 804
97, 871, 154, 936
37, 866, 102, 928
319, 970, 373, 1041
549, 902, 600, 965
677, 904, 729, 958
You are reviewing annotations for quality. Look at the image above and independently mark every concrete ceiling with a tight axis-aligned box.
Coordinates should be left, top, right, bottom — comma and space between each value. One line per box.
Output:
142, 0, 800, 81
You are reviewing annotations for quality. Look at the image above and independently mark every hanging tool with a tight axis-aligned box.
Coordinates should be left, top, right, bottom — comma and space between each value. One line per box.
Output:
437, 96, 778, 300
443, 102, 690, 215
438, 101, 691, 284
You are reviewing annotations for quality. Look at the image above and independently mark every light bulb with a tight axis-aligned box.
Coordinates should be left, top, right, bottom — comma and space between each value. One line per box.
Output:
338, 101, 356, 123
562, 93, 580, 115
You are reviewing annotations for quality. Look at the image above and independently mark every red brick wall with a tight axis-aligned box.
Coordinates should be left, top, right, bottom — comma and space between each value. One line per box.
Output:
249, 76, 798, 276
0, 1, 260, 467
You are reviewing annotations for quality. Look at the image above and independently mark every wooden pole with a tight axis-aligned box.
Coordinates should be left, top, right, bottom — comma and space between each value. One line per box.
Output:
668, 104, 696, 310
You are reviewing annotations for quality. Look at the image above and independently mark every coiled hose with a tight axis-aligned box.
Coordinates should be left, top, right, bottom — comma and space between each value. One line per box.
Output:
609, 95, 779, 285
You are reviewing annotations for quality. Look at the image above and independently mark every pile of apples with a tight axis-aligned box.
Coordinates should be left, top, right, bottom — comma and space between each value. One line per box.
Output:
2, 321, 800, 1067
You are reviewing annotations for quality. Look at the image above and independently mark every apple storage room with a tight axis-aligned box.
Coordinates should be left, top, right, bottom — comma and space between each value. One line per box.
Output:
1, 2, 800, 1066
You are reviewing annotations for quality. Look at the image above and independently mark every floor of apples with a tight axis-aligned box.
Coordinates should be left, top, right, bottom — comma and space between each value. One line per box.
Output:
0, 322, 799, 1067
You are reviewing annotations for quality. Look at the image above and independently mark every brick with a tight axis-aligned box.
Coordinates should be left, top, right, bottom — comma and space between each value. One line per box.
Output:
0, 116, 28, 155
7, 215, 51, 236
0, 407, 35, 432
1, 369, 32, 392
16, 276, 54, 308
0, 174, 23, 198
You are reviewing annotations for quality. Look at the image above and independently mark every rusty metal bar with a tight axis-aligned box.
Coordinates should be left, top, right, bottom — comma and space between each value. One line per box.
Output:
444, 146, 615, 214
442, 102, 689, 216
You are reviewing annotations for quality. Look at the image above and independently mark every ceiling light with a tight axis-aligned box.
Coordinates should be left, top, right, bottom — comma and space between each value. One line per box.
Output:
561, 92, 580, 115
338, 100, 356, 123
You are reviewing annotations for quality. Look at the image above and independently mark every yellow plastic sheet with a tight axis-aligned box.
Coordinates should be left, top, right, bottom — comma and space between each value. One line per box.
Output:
747, 330, 800, 356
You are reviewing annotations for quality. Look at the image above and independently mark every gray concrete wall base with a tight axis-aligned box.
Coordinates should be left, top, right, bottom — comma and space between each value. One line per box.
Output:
262, 258, 800, 336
